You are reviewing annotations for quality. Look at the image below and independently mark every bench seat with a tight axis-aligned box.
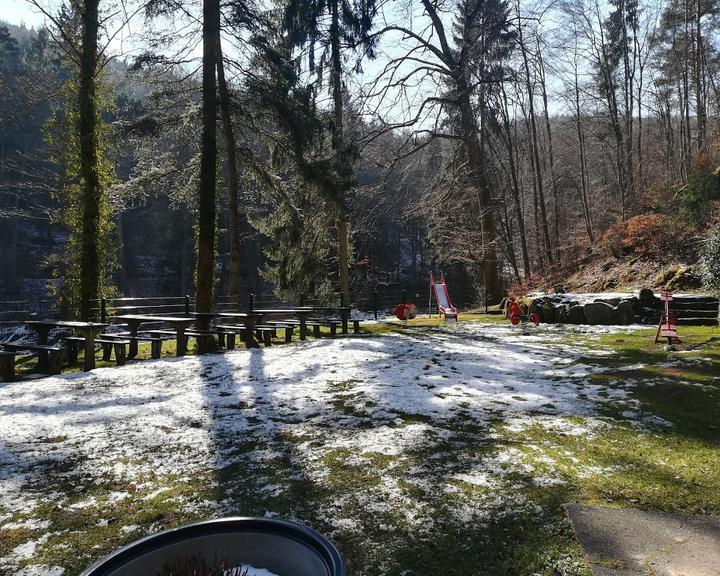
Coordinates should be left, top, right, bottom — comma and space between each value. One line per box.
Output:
214, 325, 255, 349
251, 325, 279, 346
77, 336, 121, 364
0, 350, 15, 381
104, 332, 167, 359
308, 318, 343, 335
63, 336, 131, 366
1, 342, 64, 374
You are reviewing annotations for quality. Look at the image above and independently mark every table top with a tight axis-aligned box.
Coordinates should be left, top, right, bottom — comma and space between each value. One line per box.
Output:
116, 315, 194, 323
25, 320, 107, 329
216, 312, 263, 318
251, 309, 314, 315
302, 306, 352, 311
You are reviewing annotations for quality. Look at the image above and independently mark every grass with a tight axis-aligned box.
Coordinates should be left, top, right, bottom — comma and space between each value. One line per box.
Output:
2, 320, 719, 576
361, 312, 507, 336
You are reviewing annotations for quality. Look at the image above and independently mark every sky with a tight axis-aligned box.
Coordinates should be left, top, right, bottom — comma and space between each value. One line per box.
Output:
3, 0, 47, 29
1, 0, 578, 124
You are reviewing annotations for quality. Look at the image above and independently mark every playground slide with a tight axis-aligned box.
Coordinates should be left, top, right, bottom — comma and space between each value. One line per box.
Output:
432, 276, 458, 321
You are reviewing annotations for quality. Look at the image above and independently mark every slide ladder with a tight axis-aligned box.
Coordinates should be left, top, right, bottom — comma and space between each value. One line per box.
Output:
431, 274, 458, 322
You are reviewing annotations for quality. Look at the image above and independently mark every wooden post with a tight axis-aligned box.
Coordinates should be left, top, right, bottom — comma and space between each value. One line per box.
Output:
249, 293, 254, 312
402, 289, 407, 304
184, 294, 190, 316
300, 293, 305, 307
100, 297, 106, 324
373, 289, 378, 320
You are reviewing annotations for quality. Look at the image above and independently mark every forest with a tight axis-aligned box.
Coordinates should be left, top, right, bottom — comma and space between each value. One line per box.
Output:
1, 0, 720, 319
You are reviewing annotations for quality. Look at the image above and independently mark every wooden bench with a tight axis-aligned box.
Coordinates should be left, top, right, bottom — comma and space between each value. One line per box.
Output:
306, 317, 360, 335
64, 336, 131, 366
309, 318, 343, 336
264, 322, 298, 343
303, 321, 323, 338
250, 325, 278, 347
136, 330, 182, 358
214, 325, 254, 349
0, 342, 64, 375
184, 329, 217, 352
0, 350, 16, 381
104, 332, 167, 360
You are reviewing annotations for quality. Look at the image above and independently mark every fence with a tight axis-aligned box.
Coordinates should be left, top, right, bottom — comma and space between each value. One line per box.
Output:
0, 299, 54, 325
0, 282, 478, 326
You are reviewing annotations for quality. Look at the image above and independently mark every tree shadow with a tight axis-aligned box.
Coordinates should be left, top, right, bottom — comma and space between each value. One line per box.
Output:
190, 328, 605, 574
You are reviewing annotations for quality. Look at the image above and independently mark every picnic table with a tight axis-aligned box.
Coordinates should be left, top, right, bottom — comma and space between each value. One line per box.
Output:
25, 320, 107, 371
302, 306, 352, 334
195, 311, 265, 347
250, 309, 317, 340
192, 311, 262, 328
115, 315, 194, 358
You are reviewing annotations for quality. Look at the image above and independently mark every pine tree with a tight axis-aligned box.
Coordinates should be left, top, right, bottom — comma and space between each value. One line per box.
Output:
282, 0, 377, 303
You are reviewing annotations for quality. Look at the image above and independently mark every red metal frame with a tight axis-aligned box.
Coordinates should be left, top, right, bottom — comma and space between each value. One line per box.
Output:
430, 274, 459, 322
654, 289, 680, 345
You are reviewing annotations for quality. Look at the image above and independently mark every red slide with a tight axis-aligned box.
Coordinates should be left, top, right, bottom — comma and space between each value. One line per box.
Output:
431, 274, 459, 322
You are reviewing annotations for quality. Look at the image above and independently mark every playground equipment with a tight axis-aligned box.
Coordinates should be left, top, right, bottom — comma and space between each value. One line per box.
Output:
395, 303, 417, 322
507, 300, 540, 326
429, 274, 458, 322
655, 289, 680, 349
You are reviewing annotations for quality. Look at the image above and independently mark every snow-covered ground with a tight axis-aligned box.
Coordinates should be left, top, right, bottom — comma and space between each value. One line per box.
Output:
0, 322, 648, 575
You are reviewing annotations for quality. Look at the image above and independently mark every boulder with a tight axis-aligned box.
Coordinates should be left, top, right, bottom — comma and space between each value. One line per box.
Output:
567, 305, 586, 324
639, 288, 659, 309
616, 300, 636, 324
554, 304, 568, 323
584, 301, 619, 325
530, 297, 556, 322
596, 297, 621, 307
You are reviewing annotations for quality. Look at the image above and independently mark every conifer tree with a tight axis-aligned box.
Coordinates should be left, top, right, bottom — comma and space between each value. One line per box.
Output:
282, 0, 377, 302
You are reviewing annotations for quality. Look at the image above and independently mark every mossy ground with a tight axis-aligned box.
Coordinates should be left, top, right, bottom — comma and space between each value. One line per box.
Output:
1, 321, 718, 576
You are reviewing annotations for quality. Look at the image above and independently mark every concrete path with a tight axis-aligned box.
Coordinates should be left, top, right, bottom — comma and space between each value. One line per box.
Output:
566, 504, 720, 576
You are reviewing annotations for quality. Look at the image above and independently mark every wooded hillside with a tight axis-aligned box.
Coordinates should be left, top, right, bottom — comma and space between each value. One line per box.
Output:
1, 0, 719, 314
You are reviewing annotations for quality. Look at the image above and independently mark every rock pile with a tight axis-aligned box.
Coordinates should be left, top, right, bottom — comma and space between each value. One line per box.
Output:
507, 289, 719, 326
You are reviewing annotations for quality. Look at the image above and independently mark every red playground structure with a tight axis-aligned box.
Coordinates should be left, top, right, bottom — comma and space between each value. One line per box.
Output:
507, 301, 540, 326
430, 274, 459, 322
395, 303, 417, 322
655, 289, 680, 347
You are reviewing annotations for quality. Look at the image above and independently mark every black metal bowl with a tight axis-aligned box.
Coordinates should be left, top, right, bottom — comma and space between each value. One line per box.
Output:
80, 517, 345, 576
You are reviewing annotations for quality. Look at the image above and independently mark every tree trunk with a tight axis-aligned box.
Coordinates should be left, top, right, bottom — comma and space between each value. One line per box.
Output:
216, 33, 242, 301
180, 209, 190, 296
330, 0, 351, 302
537, 40, 560, 258
78, 0, 101, 320
115, 212, 129, 293
683, 1, 692, 175
456, 72, 502, 303
572, 55, 594, 244
694, 0, 706, 153
195, 0, 220, 321
619, 0, 635, 210
517, 5, 553, 264
500, 84, 531, 277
